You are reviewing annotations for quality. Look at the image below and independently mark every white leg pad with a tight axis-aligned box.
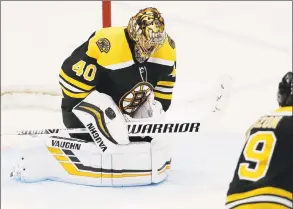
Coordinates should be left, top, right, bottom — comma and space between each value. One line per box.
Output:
11, 136, 171, 187
151, 135, 172, 183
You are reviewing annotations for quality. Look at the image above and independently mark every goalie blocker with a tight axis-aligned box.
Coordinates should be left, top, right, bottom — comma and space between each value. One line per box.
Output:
11, 91, 171, 186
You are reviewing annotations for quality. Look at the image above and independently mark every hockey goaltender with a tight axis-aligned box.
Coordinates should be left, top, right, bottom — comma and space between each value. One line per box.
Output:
11, 7, 185, 187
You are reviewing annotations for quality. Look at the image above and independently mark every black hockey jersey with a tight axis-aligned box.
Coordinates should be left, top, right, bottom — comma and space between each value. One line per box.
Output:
226, 106, 293, 209
59, 26, 176, 115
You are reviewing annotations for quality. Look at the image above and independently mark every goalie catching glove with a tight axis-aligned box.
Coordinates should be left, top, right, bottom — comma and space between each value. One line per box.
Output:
126, 92, 166, 122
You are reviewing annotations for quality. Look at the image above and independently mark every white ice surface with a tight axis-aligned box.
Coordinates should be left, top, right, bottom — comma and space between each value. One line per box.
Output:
1, 1, 292, 209
1, 109, 243, 209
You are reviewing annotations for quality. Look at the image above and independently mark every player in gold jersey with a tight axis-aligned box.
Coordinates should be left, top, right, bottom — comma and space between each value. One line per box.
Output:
226, 72, 293, 209
58, 8, 176, 141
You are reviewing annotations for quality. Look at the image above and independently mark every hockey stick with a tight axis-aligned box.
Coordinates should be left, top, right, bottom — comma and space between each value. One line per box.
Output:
2, 75, 232, 138
2, 121, 201, 137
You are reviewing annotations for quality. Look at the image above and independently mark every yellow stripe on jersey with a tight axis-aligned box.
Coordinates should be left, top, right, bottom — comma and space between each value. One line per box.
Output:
266, 106, 292, 117
226, 187, 293, 204
230, 203, 291, 209
157, 81, 175, 87
61, 86, 90, 99
154, 92, 172, 100
60, 69, 94, 91
274, 106, 292, 113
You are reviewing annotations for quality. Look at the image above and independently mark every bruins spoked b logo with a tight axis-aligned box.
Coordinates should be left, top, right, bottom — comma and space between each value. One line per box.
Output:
119, 82, 153, 114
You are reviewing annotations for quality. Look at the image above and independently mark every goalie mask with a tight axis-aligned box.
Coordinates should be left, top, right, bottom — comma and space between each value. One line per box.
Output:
277, 71, 293, 107
127, 7, 167, 63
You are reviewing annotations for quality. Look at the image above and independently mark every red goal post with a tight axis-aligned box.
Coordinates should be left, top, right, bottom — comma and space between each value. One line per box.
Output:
102, 0, 111, 28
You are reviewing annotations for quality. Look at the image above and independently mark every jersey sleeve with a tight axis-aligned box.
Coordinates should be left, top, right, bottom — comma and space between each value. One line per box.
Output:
59, 31, 105, 111
154, 62, 176, 111
153, 35, 177, 112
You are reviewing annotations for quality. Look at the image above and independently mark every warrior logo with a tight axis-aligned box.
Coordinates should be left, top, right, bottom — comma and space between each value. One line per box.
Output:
119, 82, 153, 114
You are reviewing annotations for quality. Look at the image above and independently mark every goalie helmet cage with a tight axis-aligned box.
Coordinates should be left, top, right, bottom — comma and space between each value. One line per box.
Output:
1, 1, 112, 110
